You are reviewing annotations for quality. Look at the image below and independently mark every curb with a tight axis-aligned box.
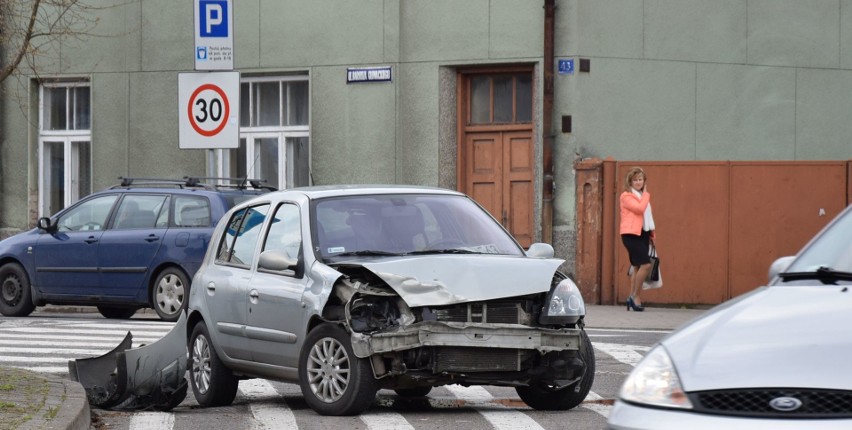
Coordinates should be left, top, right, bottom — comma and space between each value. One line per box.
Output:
20, 373, 90, 430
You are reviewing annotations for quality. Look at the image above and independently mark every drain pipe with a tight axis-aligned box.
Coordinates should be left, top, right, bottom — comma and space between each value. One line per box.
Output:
542, 0, 555, 244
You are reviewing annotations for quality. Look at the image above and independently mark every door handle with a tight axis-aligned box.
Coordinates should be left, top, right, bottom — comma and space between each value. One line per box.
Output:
144, 234, 160, 242
249, 290, 260, 299
84, 237, 98, 244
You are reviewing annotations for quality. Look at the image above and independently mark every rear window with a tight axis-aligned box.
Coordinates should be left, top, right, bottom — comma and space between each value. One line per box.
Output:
216, 204, 271, 267
174, 196, 211, 227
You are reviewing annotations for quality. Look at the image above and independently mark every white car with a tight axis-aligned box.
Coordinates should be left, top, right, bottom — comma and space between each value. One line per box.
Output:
186, 185, 594, 416
608, 204, 852, 429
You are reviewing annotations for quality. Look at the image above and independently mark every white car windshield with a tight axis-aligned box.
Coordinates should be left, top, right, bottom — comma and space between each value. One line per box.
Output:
312, 194, 523, 260
781, 207, 852, 281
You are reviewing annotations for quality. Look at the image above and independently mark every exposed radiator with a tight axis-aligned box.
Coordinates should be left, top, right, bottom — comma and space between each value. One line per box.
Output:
433, 347, 530, 373
431, 301, 531, 325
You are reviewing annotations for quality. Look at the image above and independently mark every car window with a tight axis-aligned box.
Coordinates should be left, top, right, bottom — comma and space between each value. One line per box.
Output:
175, 196, 212, 227
216, 204, 270, 267
56, 194, 118, 232
262, 203, 302, 267
113, 195, 168, 229
155, 196, 170, 227
313, 194, 523, 259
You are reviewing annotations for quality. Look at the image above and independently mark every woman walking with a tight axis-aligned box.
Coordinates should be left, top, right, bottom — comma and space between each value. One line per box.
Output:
619, 167, 655, 312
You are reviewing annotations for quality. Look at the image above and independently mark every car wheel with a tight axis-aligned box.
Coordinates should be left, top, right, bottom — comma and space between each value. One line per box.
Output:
516, 330, 596, 410
97, 306, 138, 319
298, 323, 378, 415
394, 386, 432, 397
152, 267, 189, 322
188, 322, 238, 407
0, 263, 35, 317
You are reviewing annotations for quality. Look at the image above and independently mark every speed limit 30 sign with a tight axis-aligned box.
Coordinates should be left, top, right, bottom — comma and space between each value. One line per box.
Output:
178, 71, 239, 149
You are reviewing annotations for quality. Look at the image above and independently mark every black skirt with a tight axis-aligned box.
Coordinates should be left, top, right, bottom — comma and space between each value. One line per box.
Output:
621, 230, 651, 267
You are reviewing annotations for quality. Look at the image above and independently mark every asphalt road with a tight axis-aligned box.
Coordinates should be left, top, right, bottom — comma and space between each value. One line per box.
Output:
0, 310, 671, 430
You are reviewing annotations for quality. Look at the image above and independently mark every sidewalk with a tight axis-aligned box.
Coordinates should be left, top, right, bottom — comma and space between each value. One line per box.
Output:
584, 303, 708, 331
1, 304, 707, 430
0, 367, 89, 430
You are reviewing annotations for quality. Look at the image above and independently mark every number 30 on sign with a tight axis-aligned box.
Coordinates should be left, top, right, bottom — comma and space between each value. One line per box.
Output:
178, 71, 240, 149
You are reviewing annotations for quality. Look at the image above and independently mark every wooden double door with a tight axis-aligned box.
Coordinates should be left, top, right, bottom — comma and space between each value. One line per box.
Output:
458, 69, 535, 248
461, 129, 534, 247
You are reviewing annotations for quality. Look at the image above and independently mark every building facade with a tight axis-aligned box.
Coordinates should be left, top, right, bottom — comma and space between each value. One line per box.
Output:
3, 0, 852, 299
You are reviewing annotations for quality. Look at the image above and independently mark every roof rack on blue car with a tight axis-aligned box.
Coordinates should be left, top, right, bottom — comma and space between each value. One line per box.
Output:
185, 176, 277, 191
112, 176, 276, 191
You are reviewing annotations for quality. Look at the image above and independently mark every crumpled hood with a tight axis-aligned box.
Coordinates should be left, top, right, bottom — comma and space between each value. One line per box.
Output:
663, 286, 852, 391
351, 254, 564, 307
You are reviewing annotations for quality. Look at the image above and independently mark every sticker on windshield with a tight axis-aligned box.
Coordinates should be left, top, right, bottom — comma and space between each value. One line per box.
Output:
328, 247, 345, 254
466, 244, 500, 254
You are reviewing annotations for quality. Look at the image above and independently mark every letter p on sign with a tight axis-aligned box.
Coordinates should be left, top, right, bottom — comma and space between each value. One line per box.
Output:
200, 1, 228, 37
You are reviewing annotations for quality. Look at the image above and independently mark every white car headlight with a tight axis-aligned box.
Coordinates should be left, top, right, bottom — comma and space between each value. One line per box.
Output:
539, 277, 585, 325
619, 345, 693, 409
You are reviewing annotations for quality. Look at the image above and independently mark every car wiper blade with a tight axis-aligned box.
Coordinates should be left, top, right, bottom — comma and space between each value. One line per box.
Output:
333, 250, 405, 257
407, 248, 481, 255
778, 266, 852, 284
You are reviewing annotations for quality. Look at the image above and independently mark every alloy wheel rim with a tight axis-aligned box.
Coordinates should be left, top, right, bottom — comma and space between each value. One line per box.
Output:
192, 335, 212, 394
306, 337, 351, 403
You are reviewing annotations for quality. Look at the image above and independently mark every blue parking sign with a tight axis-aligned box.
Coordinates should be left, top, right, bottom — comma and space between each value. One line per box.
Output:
200, 1, 228, 37
194, 0, 233, 70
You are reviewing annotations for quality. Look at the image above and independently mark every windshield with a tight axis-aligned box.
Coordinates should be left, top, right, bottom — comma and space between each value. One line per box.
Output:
779, 206, 852, 283
312, 193, 523, 261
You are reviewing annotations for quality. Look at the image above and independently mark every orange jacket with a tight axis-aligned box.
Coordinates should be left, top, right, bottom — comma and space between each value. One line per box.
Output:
619, 190, 651, 236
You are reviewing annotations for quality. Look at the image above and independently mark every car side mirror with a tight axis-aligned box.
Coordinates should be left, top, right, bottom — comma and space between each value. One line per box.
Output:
768, 256, 796, 283
526, 242, 554, 259
37, 217, 55, 232
258, 249, 297, 272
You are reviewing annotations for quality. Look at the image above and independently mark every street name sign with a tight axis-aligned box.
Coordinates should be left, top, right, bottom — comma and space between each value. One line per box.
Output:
178, 72, 240, 149
194, 0, 234, 70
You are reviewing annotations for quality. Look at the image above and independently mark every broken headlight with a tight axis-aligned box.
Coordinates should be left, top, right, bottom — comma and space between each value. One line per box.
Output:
539, 277, 585, 326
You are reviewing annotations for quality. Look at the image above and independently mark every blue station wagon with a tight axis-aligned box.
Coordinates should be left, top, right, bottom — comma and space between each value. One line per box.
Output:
0, 177, 270, 321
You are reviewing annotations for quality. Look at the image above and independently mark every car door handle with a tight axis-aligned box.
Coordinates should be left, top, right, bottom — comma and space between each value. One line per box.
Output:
84, 237, 98, 244
249, 290, 259, 299
144, 234, 160, 242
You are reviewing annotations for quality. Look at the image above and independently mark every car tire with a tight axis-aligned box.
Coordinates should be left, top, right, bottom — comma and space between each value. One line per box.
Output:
516, 329, 596, 410
298, 323, 378, 415
188, 322, 238, 407
152, 267, 189, 322
0, 263, 35, 317
97, 306, 138, 319
394, 386, 432, 397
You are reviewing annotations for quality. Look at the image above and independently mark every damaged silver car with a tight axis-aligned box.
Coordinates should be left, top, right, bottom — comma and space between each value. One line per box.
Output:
186, 185, 594, 416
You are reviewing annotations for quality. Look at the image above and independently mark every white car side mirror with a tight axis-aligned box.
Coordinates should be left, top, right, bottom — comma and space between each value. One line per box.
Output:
768, 256, 796, 283
526, 243, 554, 259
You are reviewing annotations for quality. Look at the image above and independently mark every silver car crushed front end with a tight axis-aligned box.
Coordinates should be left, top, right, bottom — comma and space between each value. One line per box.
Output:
329, 261, 589, 389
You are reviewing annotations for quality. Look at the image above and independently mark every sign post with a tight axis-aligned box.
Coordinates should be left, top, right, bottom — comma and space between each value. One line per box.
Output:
178, 72, 240, 149
194, 0, 234, 71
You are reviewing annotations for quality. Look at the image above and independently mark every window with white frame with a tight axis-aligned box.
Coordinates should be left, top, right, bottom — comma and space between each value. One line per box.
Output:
216, 76, 310, 190
39, 82, 92, 217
